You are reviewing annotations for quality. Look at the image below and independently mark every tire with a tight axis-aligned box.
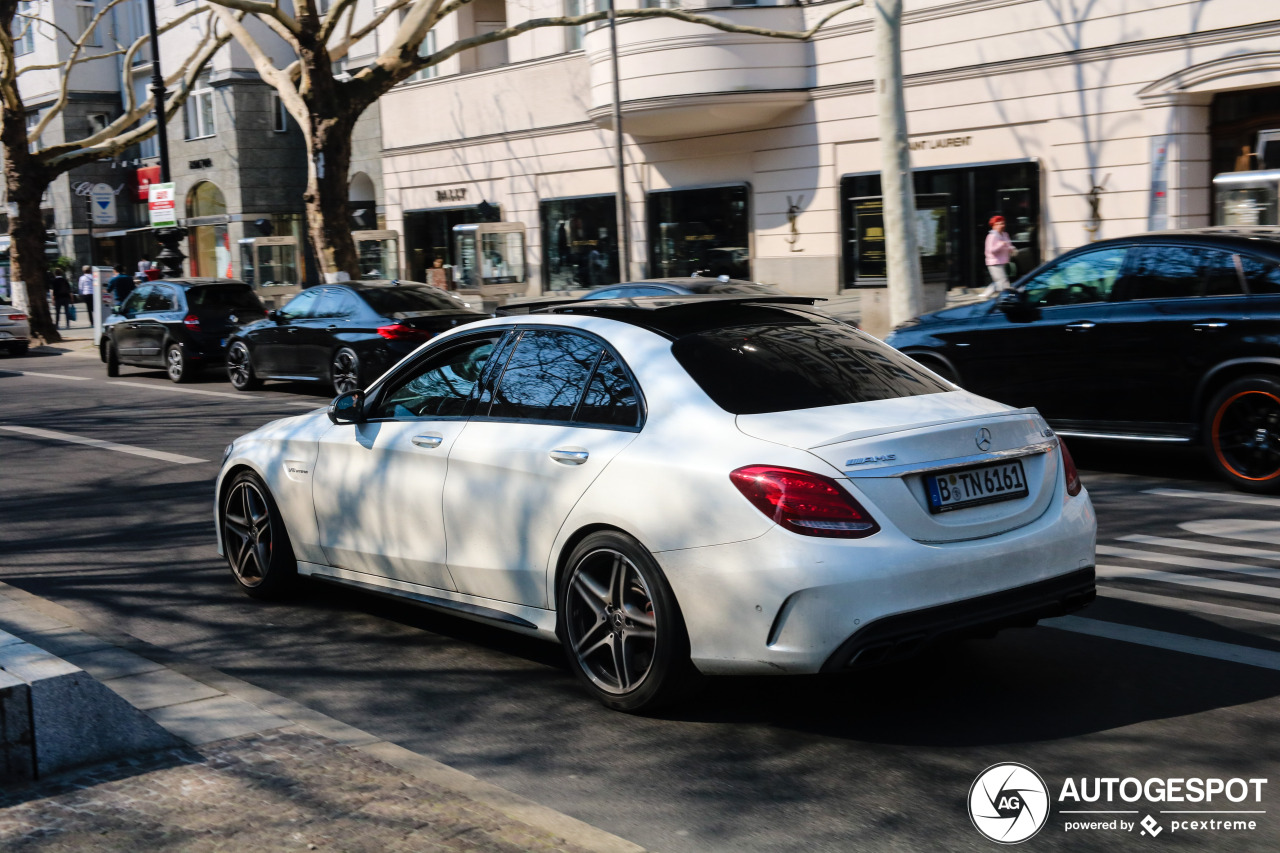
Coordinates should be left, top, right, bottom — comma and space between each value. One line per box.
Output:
1204, 375, 1280, 493
558, 531, 695, 713
226, 341, 261, 391
165, 343, 198, 383
330, 346, 363, 395
104, 340, 120, 377
221, 470, 297, 600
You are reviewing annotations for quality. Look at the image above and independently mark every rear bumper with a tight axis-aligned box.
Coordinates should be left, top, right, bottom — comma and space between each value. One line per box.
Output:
819, 567, 1095, 672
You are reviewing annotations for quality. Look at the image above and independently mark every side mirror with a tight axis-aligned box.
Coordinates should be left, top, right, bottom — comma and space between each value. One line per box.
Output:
111, 305, 123, 315
268, 309, 282, 323
328, 389, 366, 424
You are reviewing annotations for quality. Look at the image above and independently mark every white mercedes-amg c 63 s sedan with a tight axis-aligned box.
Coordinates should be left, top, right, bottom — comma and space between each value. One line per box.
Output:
216, 296, 1096, 712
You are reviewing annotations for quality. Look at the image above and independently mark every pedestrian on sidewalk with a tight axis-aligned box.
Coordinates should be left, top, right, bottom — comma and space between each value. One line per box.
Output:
981, 215, 1015, 298
106, 264, 135, 305
50, 268, 72, 328
138, 256, 153, 275
77, 266, 95, 325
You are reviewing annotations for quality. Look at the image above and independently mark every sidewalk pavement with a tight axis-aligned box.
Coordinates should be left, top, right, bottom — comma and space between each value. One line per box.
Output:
0, 583, 645, 853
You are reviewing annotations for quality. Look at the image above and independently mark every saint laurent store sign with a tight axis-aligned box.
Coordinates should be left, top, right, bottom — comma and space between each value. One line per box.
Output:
909, 135, 974, 151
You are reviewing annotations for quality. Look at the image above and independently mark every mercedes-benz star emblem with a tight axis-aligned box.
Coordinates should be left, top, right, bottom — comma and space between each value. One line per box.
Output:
975, 427, 993, 452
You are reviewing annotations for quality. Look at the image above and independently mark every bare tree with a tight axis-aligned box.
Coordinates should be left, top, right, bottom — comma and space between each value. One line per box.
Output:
873, 0, 922, 328
203, 0, 864, 280
0, 1, 235, 342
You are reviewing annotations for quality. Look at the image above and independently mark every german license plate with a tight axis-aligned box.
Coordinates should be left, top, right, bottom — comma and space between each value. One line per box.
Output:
925, 459, 1028, 513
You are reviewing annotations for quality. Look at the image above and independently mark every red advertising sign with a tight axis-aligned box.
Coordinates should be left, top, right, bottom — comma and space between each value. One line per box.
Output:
136, 165, 161, 202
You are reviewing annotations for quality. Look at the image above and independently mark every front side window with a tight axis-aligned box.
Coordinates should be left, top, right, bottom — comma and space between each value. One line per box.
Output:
1201, 249, 1246, 296
373, 336, 498, 419
1022, 246, 1127, 307
488, 330, 600, 422
673, 319, 952, 415
122, 287, 150, 317
279, 288, 320, 320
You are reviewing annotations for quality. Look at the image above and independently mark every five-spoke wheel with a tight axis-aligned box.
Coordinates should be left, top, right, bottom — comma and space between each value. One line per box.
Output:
559, 531, 691, 712
221, 471, 296, 599
166, 343, 197, 383
1206, 376, 1280, 493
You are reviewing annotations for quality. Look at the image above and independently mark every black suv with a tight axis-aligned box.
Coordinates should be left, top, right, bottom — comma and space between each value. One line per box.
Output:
101, 279, 267, 382
885, 227, 1280, 492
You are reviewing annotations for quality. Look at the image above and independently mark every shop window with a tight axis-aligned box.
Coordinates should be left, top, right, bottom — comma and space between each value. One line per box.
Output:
647, 185, 750, 280
462, 0, 508, 73
841, 162, 1040, 292
541, 195, 618, 291
403, 206, 488, 283
187, 182, 229, 279
398, 10, 438, 82
185, 74, 216, 140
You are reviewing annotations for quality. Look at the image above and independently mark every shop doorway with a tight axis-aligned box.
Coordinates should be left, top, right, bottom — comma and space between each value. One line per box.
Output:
404, 206, 490, 283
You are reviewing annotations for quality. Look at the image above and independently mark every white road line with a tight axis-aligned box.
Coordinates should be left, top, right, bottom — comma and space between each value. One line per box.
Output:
1098, 564, 1280, 602
0, 425, 207, 465
0, 368, 317, 408
1099, 587, 1280, 627
1043, 615, 1280, 673
1144, 488, 1280, 508
1181, 518, 1280, 547
0, 369, 91, 381
1118, 534, 1280, 561
1096, 544, 1280, 581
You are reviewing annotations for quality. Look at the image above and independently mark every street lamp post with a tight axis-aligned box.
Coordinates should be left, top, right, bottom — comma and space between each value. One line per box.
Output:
144, 0, 186, 277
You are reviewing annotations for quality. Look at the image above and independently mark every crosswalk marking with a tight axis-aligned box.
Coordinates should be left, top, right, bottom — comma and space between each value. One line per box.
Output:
1098, 564, 1280, 602
1043, 616, 1280, 673
1144, 488, 1280, 509
1095, 545, 1280, 581
1099, 587, 1280, 627
1119, 534, 1280, 561
1180, 518, 1280, 546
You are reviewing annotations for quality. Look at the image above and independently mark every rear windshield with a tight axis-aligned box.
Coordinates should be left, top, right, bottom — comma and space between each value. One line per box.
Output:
672, 321, 951, 415
187, 284, 265, 312
361, 286, 467, 315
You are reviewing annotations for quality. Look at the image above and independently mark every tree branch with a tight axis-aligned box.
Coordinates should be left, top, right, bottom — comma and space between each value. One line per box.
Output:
207, 4, 309, 127
318, 0, 360, 44
328, 0, 412, 64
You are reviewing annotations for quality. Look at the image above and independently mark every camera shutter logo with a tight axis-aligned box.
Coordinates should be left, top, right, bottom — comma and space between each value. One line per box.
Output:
969, 763, 1050, 844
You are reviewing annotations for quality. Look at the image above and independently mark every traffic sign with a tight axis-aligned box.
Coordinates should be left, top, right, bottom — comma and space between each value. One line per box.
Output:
149, 182, 177, 228
90, 182, 116, 225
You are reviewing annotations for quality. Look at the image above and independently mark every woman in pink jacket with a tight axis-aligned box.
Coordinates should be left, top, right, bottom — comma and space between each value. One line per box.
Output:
981, 215, 1015, 297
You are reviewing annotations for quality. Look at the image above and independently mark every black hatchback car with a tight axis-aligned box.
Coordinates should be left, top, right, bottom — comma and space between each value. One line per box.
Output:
102, 279, 267, 382
885, 227, 1280, 492
225, 281, 488, 394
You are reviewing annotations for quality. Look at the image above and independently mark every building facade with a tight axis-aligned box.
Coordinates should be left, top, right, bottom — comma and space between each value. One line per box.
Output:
375, 0, 1280, 300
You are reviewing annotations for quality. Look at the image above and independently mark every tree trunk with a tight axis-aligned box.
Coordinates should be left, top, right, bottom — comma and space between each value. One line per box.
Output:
303, 118, 359, 281
2, 120, 58, 343
874, 0, 923, 329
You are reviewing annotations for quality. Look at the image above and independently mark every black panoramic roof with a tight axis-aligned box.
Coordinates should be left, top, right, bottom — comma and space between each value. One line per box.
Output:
1093, 227, 1280, 256
544, 296, 836, 339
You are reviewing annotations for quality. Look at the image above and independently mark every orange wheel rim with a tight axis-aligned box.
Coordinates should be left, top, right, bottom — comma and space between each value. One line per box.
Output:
1211, 390, 1280, 481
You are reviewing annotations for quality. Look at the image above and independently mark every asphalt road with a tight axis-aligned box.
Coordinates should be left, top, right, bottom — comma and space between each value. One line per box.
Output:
2, 342, 1280, 852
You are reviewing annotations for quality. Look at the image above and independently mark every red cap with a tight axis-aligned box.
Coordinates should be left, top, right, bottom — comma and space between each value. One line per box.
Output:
989, 215, 1006, 227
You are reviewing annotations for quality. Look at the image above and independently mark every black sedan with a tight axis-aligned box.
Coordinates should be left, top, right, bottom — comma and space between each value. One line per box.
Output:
225, 281, 489, 394
102, 279, 267, 382
497, 277, 787, 315
885, 226, 1280, 492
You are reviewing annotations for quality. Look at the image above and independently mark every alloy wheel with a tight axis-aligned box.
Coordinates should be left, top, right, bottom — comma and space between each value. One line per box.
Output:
1212, 389, 1280, 482
565, 548, 659, 695
332, 348, 361, 394
166, 345, 185, 382
227, 343, 254, 389
223, 480, 274, 588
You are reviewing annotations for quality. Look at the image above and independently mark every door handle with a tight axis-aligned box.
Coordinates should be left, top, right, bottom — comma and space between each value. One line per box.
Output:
550, 448, 589, 465
285, 327, 298, 333
1064, 322, 1096, 332
411, 434, 443, 449
1192, 322, 1228, 331
326, 325, 338, 331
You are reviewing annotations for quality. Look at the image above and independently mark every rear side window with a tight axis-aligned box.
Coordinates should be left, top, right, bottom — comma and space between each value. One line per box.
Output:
143, 285, 176, 312
673, 321, 951, 415
1202, 249, 1245, 296
488, 330, 600, 422
576, 352, 640, 427
1121, 245, 1213, 300
1237, 254, 1280, 294
187, 284, 265, 312
361, 286, 466, 315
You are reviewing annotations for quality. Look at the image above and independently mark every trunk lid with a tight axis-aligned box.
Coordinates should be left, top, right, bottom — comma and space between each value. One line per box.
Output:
736, 392, 1060, 543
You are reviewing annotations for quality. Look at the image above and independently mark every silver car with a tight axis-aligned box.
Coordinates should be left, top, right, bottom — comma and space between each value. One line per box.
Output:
0, 297, 30, 356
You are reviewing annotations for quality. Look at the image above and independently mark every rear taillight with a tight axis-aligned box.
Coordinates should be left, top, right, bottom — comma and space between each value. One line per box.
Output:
377, 322, 435, 342
1059, 438, 1082, 497
183, 313, 201, 330
6, 313, 26, 321
730, 465, 880, 539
